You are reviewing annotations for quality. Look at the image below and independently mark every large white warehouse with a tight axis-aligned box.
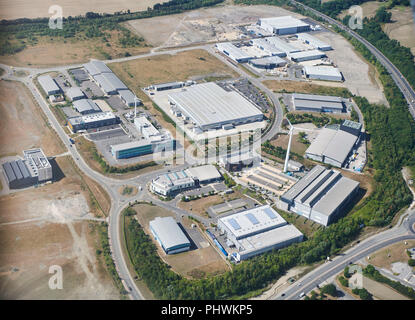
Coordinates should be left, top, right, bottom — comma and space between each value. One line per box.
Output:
149, 217, 191, 254
279, 165, 360, 226
168, 82, 263, 131
292, 93, 344, 113
218, 205, 303, 261
304, 65, 343, 82
305, 120, 362, 168
258, 16, 310, 35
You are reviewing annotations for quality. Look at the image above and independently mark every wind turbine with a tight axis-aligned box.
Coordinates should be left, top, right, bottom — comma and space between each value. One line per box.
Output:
283, 118, 314, 173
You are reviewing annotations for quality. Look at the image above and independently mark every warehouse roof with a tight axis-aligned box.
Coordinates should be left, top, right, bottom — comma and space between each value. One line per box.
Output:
342, 119, 362, 131
154, 82, 184, 90
322, 130, 358, 165
66, 87, 85, 100
2, 160, 31, 182
259, 16, 309, 30
304, 65, 342, 78
220, 205, 287, 239
185, 164, 222, 183
251, 38, 285, 56
281, 165, 326, 202
153, 170, 194, 189
312, 176, 359, 216
305, 127, 338, 156
119, 89, 140, 105
68, 112, 117, 125
293, 94, 344, 111
168, 82, 263, 129
249, 55, 287, 67
296, 33, 332, 50
237, 224, 303, 254
73, 99, 101, 114
84, 60, 112, 76
265, 37, 300, 54
149, 217, 190, 251
288, 49, 326, 60
94, 73, 127, 93
217, 42, 253, 61
292, 93, 343, 103
38, 75, 60, 94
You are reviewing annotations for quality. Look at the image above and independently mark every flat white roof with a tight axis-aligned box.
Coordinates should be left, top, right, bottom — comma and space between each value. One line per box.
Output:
220, 205, 287, 239
216, 42, 253, 61
259, 16, 309, 30
84, 60, 112, 76
296, 33, 332, 50
185, 164, 221, 183
66, 87, 85, 100
168, 82, 263, 129
289, 49, 326, 60
38, 75, 60, 93
265, 36, 301, 54
304, 65, 342, 78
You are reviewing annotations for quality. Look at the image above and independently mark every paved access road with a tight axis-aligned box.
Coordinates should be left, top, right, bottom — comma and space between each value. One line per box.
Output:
273, 209, 415, 300
290, 0, 415, 119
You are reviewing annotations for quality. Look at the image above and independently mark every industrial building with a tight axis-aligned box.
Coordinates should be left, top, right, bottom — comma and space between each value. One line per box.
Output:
68, 112, 119, 133
258, 16, 310, 35
265, 36, 301, 55
149, 217, 191, 254
153, 82, 185, 92
73, 99, 102, 115
111, 116, 174, 159
305, 120, 362, 168
292, 93, 344, 113
118, 89, 141, 107
279, 165, 360, 226
216, 42, 254, 63
151, 170, 196, 196
296, 33, 332, 51
304, 65, 343, 82
38, 75, 61, 96
167, 82, 263, 131
66, 87, 85, 101
2, 148, 52, 189
218, 205, 303, 261
151, 164, 222, 196
220, 153, 260, 172
250, 38, 286, 57
93, 72, 128, 95
248, 56, 287, 69
288, 49, 326, 62
84, 60, 112, 76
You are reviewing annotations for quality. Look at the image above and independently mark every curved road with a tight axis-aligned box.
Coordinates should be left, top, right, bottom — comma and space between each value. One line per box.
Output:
290, 0, 415, 118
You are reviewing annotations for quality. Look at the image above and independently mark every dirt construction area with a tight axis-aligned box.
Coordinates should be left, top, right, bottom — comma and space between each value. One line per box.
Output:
126, 5, 306, 48
0, 156, 118, 299
0, 0, 169, 20
0, 80, 64, 158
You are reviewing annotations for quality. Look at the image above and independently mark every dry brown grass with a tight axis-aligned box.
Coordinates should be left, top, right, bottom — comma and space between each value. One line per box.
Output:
0, 0, 168, 20
269, 133, 309, 156
0, 31, 150, 68
109, 49, 239, 100
366, 240, 415, 271
263, 80, 349, 96
178, 195, 224, 217
0, 80, 64, 157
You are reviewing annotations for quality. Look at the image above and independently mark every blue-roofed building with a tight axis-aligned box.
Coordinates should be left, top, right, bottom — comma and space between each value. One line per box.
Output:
218, 205, 303, 261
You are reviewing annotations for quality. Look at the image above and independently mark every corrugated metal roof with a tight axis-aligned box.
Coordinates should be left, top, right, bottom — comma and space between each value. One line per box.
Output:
66, 87, 84, 100
38, 75, 60, 94
168, 82, 263, 129
119, 89, 139, 105
84, 60, 112, 76
265, 37, 300, 54
296, 33, 332, 50
259, 16, 309, 29
149, 217, 190, 251
73, 99, 101, 114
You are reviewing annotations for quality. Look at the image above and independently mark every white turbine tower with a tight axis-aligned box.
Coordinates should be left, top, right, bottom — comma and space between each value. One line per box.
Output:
283, 118, 314, 173
134, 96, 139, 119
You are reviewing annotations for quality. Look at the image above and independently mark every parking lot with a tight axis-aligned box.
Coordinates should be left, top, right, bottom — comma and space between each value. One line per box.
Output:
106, 95, 128, 112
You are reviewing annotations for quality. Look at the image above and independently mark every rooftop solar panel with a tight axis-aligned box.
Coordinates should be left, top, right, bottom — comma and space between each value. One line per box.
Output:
246, 213, 260, 225
228, 218, 241, 230
264, 207, 277, 219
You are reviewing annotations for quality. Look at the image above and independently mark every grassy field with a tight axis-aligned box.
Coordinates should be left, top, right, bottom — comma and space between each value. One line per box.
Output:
263, 80, 352, 97
337, 1, 382, 20
109, 49, 239, 101
269, 133, 309, 156
0, 30, 150, 67
366, 240, 415, 271
383, 7, 415, 58
276, 209, 323, 239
